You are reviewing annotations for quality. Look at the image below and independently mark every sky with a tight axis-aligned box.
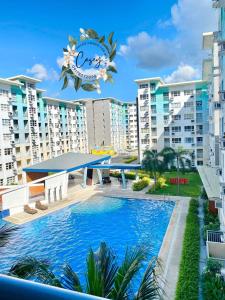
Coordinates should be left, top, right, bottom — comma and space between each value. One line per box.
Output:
0, 0, 218, 102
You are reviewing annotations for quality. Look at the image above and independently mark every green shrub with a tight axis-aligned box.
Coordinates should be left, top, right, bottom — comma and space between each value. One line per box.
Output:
202, 259, 225, 300
175, 198, 200, 300
132, 177, 150, 191
123, 156, 137, 164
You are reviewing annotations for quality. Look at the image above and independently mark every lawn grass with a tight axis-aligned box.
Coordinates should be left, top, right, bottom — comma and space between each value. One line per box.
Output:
147, 171, 202, 197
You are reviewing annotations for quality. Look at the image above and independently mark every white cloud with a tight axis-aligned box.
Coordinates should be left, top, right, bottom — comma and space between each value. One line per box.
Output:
119, 32, 177, 69
27, 64, 48, 80
57, 57, 64, 68
119, 0, 217, 71
27, 63, 59, 81
164, 64, 200, 83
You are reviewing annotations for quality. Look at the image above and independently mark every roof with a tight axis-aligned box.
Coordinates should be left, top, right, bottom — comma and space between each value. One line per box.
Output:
197, 166, 220, 200
7, 75, 41, 83
134, 77, 164, 84
23, 152, 111, 173
91, 163, 141, 170
0, 78, 23, 87
74, 97, 123, 105
43, 97, 80, 106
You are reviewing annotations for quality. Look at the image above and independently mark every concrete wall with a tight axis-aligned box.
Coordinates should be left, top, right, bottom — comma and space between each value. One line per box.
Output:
208, 242, 225, 259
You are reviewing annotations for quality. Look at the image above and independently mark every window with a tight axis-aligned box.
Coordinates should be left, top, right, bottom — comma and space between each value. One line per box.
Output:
172, 138, 181, 144
197, 161, 203, 166
196, 113, 203, 122
172, 115, 181, 120
140, 117, 149, 122
140, 106, 148, 111
184, 102, 194, 107
3, 134, 11, 141
4, 148, 12, 155
185, 137, 194, 143
151, 105, 156, 113
196, 101, 202, 108
6, 162, 14, 170
151, 95, 156, 102
163, 92, 169, 100
184, 126, 194, 132
171, 102, 181, 108
2, 119, 10, 126
163, 103, 169, 113
152, 139, 157, 144
150, 83, 156, 91
0, 89, 9, 97
140, 94, 149, 100
172, 126, 181, 132
171, 91, 180, 97
0, 179, 3, 185
0, 104, 9, 111
139, 83, 148, 89
184, 90, 193, 96
0, 164, 2, 171
184, 114, 194, 120
7, 176, 15, 185
30, 120, 37, 126
151, 116, 157, 124
141, 128, 149, 133
141, 139, 150, 144
196, 89, 202, 95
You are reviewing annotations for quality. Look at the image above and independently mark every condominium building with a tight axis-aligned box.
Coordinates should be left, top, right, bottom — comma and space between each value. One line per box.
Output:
124, 102, 138, 151
0, 75, 88, 185
76, 98, 137, 153
135, 78, 209, 166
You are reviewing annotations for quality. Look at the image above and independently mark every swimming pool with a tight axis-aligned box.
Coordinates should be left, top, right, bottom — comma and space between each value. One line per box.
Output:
0, 196, 174, 277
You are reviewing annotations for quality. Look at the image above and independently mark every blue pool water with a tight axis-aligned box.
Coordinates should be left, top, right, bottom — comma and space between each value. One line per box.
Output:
0, 196, 174, 278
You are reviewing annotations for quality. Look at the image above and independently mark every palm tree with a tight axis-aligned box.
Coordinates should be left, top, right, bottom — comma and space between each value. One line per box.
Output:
0, 224, 18, 248
142, 150, 166, 190
161, 146, 191, 194
8, 242, 163, 300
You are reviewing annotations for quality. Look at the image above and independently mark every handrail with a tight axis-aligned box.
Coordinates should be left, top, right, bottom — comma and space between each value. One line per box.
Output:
0, 275, 106, 300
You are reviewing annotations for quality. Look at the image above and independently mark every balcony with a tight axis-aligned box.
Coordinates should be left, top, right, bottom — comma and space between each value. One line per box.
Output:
212, 0, 225, 8
207, 230, 225, 260
0, 274, 105, 300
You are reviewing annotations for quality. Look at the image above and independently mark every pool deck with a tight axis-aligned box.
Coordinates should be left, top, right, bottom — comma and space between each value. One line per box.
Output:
4, 182, 190, 300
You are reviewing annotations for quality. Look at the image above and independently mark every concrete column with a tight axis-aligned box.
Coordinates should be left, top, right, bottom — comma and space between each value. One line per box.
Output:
82, 167, 87, 188
121, 170, 127, 190
97, 169, 103, 186
22, 171, 27, 184
135, 170, 139, 181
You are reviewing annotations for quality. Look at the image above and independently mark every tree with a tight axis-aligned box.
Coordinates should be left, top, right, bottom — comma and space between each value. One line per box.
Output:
142, 150, 166, 190
161, 147, 191, 194
8, 242, 163, 300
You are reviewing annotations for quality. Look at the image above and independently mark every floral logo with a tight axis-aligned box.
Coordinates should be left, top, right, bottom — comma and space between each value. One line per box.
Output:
60, 28, 117, 94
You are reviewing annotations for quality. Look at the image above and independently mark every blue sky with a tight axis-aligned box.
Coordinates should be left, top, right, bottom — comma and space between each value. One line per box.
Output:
0, 0, 217, 102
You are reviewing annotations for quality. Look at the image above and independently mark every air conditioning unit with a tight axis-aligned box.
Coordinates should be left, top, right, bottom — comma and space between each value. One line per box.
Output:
191, 131, 195, 134
12, 155, 16, 160
11, 141, 15, 146
219, 91, 225, 101
172, 132, 175, 135
217, 168, 222, 176
13, 169, 17, 175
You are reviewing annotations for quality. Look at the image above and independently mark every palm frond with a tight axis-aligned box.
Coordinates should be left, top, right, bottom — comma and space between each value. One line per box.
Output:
9, 256, 61, 287
95, 242, 118, 297
86, 248, 103, 296
86, 242, 118, 297
135, 257, 162, 300
110, 246, 147, 300
62, 264, 83, 292
0, 225, 18, 248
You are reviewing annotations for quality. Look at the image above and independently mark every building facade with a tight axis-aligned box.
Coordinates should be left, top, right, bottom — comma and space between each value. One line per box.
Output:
124, 102, 138, 151
0, 75, 88, 185
135, 78, 209, 166
77, 98, 137, 153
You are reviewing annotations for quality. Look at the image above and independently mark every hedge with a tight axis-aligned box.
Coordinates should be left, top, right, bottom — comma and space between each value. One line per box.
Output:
132, 177, 151, 191
123, 156, 137, 164
175, 198, 200, 300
